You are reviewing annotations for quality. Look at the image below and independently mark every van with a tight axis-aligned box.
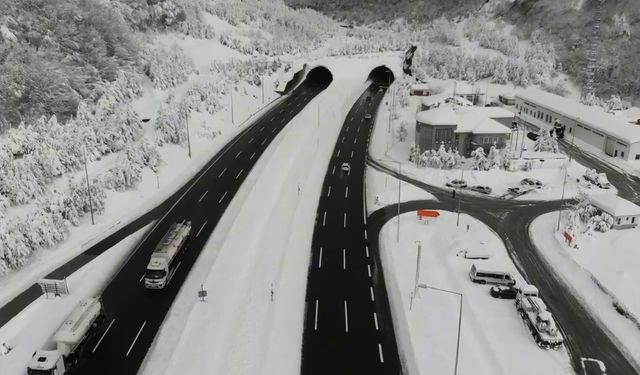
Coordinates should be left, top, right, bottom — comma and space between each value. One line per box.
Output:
459, 249, 491, 260
469, 264, 515, 286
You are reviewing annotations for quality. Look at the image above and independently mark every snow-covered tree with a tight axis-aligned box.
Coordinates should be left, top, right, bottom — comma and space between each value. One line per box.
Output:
409, 144, 421, 164
470, 147, 490, 171
605, 95, 624, 111
145, 44, 194, 89
396, 121, 409, 142
104, 155, 143, 191
487, 144, 500, 169
499, 147, 514, 170
533, 129, 559, 153
588, 213, 614, 233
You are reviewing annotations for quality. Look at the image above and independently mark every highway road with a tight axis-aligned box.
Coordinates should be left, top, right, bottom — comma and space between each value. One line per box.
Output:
368, 159, 640, 375
301, 67, 401, 375
41, 68, 334, 375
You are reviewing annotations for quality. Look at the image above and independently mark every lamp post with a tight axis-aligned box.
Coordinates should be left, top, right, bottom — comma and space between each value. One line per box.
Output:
556, 116, 577, 231
230, 87, 235, 125
380, 158, 402, 242
83, 146, 95, 225
410, 240, 422, 311
417, 284, 463, 375
185, 117, 192, 159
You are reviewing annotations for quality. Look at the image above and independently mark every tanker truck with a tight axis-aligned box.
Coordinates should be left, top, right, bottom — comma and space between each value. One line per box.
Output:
27, 297, 105, 374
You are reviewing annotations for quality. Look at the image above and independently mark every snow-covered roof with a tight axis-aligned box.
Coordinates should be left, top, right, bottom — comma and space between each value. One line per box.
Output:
500, 92, 516, 100
516, 88, 640, 144
416, 107, 457, 126
590, 194, 640, 217
455, 106, 514, 120
465, 117, 511, 135
411, 83, 429, 90
420, 93, 473, 107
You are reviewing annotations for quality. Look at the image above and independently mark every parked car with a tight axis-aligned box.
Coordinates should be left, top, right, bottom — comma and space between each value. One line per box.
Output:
341, 163, 351, 173
490, 285, 518, 299
521, 178, 543, 188
583, 169, 612, 189
446, 179, 468, 189
470, 185, 492, 194
527, 132, 539, 141
508, 185, 535, 195
364, 113, 372, 120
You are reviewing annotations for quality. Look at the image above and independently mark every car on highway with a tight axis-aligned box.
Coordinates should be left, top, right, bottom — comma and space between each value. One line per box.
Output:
446, 179, 467, 189
521, 178, 543, 188
508, 185, 536, 195
490, 285, 518, 299
341, 163, 351, 173
470, 185, 492, 194
364, 113, 372, 120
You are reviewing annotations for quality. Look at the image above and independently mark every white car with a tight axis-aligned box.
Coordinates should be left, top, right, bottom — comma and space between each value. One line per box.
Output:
341, 163, 351, 173
446, 179, 468, 189
508, 185, 535, 195
364, 113, 372, 120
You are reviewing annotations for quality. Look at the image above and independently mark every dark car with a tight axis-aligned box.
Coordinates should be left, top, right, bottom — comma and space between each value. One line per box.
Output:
490, 285, 517, 299
521, 178, 543, 188
527, 132, 539, 141
445, 179, 467, 189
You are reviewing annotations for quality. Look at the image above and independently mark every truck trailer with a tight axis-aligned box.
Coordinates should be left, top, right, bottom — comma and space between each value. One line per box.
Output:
145, 221, 191, 289
27, 297, 105, 375
515, 292, 564, 349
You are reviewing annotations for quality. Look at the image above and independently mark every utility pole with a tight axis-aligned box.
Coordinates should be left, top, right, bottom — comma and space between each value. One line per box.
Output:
230, 88, 235, 125
456, 196, 461, 227
454, 294, 463, 375
397, 163, 401, 242
186, 117, 192, 159
519, 113, 527, 158
261, 76, 265, 105
410, 241, 422, 311
83, 146, 95, 225
556, 120, 577, 231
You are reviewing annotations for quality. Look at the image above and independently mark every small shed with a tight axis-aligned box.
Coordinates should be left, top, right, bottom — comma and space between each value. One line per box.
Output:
590, 194, 640, 229
499, 92, 516, 106
410, 84, 430, 97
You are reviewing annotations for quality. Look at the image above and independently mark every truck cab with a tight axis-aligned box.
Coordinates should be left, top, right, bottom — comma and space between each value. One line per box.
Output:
145, 257, 170, 289
145, 221, 191, 290
27, 350, 65, 375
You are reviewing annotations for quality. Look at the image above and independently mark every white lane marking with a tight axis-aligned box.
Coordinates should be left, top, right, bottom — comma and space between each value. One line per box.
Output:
366, 245, 370, 258
341, 136, 345, 143
93, 319, 116, 353
318, 247, 323, 269
367, 264, 372, 277
343, 248, 346, 270
344, 300, 349, 333
327, 186, 332, 197
196, 221, 207, 238
273, 127, 277, 133
139, 274, 145, 283
126, 321, 147, 357
350, 116, 354, 122
250, 151, 256, 160
248, 137, 254, 144
346, 126, 349, 131
235, 151, 242, 159
373, 312, 379, 330
354, 138, 357, 145
378, 344, 384, 363
332, 165, 336, 175
261, 138, 267, 146
364, 230, 368, 240
260, 126, 265, 132
290, 109, 294, 115
370, 287, 375, 302
278, 108, 284, 114
357, 126, 360, 133
345, 186, 349, 198
198, 190, 208, 203
343, 213, 347, 228
219, 191, 228, 203
322, 211, 327, 226
314, 300, 319, 331
218, 168, 227, 178
350, 150, 354, 158
235, 169, 243, 179
336, 149, 341, 157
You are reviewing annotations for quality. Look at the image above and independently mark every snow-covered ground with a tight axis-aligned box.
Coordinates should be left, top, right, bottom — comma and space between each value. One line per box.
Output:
531, 213, 640, 365
0, 224, 151, 374
365, 167, 436, 214
378, 211, 573, 375
0, 14, 282, 308
139, 54, 405, 375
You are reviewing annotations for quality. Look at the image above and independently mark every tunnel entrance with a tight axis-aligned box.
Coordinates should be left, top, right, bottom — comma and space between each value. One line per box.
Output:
367, 66, 395, 87
303, 66, 333, 88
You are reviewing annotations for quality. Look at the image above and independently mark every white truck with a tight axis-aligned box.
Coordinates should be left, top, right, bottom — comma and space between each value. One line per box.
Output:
28, 298, 105, 375
515, 291, 564, 349
145, 221, 191, 289
583, 169, 612, 189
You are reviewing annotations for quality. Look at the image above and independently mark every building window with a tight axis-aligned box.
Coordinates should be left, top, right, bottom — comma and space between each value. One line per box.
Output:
621, 151, 625, 158
482, 137, 489, 143
633, 217, 636, 224
617, 218, 621, 225
434, 128, 453, 144
493, 137, 499, 144
635, 154, 640, 160
569, 127, 572, 133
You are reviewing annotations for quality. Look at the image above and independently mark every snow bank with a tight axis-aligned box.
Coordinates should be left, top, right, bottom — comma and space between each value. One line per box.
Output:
530, 213, 640, 366
140, 54, 399, 375
377, 211, 572, 375
365, 167, 436, 214
0, 225, 151, 375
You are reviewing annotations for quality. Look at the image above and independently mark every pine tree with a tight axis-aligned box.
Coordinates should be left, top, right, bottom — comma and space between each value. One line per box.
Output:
533, 129, 559, 152
470, 147, 490, 171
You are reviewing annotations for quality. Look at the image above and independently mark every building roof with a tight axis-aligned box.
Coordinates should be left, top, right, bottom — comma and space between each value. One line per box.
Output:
455, 106, 514, 119
411, 83, 429, 90
590, 194, 640, 217
516, 88, 640, 144
420, 93, 473, 108
467, 117, 511, 135
500, 92, 516, 100
416, 107, 457, 126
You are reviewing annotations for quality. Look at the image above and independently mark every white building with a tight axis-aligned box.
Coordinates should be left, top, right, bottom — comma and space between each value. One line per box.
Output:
515, 88, 640, 162
590, 194, 640, 229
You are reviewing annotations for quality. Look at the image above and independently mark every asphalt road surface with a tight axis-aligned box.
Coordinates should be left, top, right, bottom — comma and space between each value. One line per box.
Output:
301, 79, 401, 374
44, 70, 334, 375
368, 160, 640, 375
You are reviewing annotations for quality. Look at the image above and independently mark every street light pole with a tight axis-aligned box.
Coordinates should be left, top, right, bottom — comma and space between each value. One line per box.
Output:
380, 158, 402, 242
186, 117, 192, 159
261, 76, 265, 105
556, 120, 577, 231
83, 146, 95, 225
230, 88, 235, 125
